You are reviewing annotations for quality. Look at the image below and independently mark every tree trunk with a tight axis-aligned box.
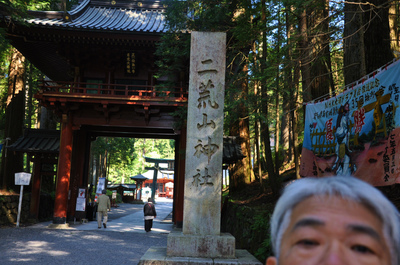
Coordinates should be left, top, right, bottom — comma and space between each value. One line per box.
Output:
298, 9, 312, 103
308, 0, 335, 100
252, 40, 264, 188
389, 1, 400, 54
283, 10, 292, 163
284, 4, 302, 179
260, 0, 280, 198
228, 62, 255, 192
274, 8, 282, 176
1, 48, 25, 190
254, 83, 263, 186
363, 0, 393, 73
292, 65, 301, 179
344, 0, 366, 84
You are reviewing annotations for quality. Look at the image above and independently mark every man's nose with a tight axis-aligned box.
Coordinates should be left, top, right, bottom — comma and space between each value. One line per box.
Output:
320, 242, 348, 265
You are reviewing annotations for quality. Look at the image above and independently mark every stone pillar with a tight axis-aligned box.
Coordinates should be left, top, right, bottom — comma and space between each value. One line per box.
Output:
167, 31, 235, 259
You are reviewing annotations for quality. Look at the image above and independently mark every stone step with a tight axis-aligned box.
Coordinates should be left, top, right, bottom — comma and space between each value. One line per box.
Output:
138, 247, 262, 265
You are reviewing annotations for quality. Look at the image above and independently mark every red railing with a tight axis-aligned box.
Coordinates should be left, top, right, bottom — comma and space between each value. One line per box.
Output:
39, 80, 188, 100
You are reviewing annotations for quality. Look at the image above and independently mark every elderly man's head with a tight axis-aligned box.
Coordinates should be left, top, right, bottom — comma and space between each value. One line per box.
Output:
266, 176, 400, 265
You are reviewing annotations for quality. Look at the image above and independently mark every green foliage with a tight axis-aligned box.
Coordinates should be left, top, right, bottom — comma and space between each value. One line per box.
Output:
90, 192, 96, 202
171, 106, 187, 129
164, 0, 235, 32
155, 32, 190, 85
105, 190, 122, 204
251, 212, 273, 262
0, 0, 63, 138
91, 137, 175, 184
0, 43, 10, 139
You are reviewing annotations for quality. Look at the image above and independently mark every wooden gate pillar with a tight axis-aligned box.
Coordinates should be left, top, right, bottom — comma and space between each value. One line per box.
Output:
53, 114, 73, 224
68, 129, 88, 221
174, 126, 186, 228
29, 156, 41, 219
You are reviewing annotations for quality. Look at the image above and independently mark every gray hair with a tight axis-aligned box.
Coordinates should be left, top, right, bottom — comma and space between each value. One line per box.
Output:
269, 176, 400, 265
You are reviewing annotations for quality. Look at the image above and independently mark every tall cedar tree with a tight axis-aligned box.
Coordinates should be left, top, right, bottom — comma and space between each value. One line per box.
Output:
296, 0, 334, 102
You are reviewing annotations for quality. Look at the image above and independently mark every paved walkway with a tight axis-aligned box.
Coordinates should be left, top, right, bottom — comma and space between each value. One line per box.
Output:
31, 198, 174, 233
0, 199, 173, 265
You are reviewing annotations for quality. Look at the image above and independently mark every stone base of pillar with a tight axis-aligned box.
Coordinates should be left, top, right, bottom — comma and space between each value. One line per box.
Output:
47, 223, 70, 229
138, 247, 262, 265
52, 216, 66, 224
166, 230, 235, 258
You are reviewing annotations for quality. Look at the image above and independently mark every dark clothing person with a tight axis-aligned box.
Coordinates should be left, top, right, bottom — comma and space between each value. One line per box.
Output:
143, 199, 156, 232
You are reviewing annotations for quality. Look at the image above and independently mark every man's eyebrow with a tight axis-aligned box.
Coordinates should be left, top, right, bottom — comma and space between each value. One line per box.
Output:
347, 224, 382, 241
291, 218, 325, 232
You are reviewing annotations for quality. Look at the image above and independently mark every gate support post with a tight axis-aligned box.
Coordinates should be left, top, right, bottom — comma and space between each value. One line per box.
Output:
53, 114, 73, 224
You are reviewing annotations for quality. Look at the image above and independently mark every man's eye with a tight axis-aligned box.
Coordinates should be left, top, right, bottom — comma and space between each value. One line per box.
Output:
351, 245, 374, 254
296, 239, 319, 247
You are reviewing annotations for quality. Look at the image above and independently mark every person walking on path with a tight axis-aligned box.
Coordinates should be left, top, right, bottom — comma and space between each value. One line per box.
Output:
97, 190, 111, 229
143, 198, 157, 232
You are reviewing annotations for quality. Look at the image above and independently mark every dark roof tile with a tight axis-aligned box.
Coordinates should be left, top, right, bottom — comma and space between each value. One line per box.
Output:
7, 129, 60, 154
26, 3, 168, 33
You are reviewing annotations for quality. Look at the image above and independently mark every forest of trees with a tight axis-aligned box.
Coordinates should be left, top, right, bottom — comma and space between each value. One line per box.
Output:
156, 0, 399, 197
0, 0, 399, 194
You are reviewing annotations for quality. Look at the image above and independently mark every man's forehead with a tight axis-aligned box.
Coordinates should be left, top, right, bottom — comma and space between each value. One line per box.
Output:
290, 195, 380, 221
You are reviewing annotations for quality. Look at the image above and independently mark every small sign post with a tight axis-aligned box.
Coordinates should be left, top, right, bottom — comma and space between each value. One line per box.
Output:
76, 188, 86, 212
15, 172, 32, 227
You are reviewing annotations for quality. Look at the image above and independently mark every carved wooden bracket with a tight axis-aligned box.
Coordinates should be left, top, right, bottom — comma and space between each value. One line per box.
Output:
94, 104, 120, 123
135, 104, 160, 125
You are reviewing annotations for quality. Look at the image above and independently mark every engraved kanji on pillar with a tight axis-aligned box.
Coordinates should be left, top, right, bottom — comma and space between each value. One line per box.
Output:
183, 32, 226, 236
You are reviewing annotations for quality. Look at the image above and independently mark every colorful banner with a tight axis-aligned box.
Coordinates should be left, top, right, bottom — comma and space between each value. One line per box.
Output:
300, 59, 400, 186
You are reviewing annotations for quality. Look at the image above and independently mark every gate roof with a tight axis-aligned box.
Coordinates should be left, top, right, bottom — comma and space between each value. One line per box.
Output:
7, 129, 60, 154
25, 0, 168, 33
0, 0, 173, 81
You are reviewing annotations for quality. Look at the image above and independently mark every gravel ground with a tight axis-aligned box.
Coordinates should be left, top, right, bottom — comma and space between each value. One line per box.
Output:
0, 202, 170, 265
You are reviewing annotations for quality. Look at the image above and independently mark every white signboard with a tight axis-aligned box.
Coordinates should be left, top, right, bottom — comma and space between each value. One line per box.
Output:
15, 172, 32, 227
15, 172, 31, 186
76, 197, 86, 212
96, 178, 106, 194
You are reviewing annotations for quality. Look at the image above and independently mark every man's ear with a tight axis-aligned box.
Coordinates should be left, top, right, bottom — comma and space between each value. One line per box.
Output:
266, 256, 277, 265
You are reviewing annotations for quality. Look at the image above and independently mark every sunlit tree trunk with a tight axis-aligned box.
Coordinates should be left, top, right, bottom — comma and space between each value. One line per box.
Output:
389, 1, 400, 54
252, 39, 264, 189
228, 61, 255, 192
